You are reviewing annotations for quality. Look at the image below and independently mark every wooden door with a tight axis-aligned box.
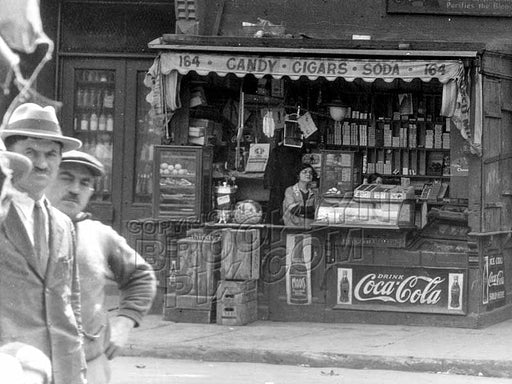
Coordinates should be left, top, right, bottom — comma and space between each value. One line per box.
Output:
119, 59, 158, 229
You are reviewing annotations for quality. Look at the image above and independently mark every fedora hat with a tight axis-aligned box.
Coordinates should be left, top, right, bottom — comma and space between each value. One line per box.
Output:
61, 150, 105, 177
3, 103, 82, 152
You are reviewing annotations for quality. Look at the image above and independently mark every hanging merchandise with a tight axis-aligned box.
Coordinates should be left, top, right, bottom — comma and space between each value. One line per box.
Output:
298, 111, 317, 139
272, 108, 285, 130
451, 67, 482, 156
261, 108, 275, 138
283, 106, 303, 148
165, 70, 181, 111
398, 93, 413, 115
144, 56, 174, 139
441, 79, 457, 117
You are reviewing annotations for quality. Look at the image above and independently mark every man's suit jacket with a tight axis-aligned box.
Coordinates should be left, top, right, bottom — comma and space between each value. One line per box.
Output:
0, 201, 86, 384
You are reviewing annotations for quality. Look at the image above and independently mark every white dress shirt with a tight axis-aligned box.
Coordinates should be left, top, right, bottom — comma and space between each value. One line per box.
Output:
11, 191, 49, 246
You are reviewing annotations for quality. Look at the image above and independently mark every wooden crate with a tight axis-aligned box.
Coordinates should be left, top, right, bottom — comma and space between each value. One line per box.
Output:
217, 300, 257, 326
217, 280, 258, 326
217, 280, 257, 304
221, 229, 260, 280
176, 235, 221, 302
164, 307, 216, 324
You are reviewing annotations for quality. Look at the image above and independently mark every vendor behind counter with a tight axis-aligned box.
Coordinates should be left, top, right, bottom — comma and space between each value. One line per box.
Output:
282, 163, 319, 227
263, 137, 303, 225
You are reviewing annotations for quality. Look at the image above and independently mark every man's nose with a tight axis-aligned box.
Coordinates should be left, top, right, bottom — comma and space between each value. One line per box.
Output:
32, 154, 48, 169
67, 181, 81, 194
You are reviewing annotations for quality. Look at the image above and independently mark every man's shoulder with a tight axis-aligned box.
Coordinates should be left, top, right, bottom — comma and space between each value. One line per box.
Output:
48, 205, 73, 226
76, 218, 118, 238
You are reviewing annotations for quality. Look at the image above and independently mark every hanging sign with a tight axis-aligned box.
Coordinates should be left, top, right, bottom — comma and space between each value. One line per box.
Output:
387, 0, 512, 16
337, 266, 466, 314
160, 52, 463, 83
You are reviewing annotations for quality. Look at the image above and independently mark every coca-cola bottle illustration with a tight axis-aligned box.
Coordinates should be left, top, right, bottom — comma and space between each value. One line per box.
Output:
289, 235, 309, 305
482, 256, 489, 304
450, 275, 461, 309
339, 270, 350, 303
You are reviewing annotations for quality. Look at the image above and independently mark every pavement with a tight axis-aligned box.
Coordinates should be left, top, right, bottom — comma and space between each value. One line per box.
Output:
120, 314, 512, 379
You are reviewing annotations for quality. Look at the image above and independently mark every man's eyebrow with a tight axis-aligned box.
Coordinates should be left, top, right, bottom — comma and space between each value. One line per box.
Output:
58, 170, 74, 177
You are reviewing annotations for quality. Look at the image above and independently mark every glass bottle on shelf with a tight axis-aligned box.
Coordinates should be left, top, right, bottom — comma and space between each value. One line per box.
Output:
90, 89, 97, 109
106, 114, 114, 131
103, 90, 114, 109
98, 112, 106, 131
89, 112, 98, 131
76, 88, 84, 108
83, 88, 91, 108
80, 114, 89, 131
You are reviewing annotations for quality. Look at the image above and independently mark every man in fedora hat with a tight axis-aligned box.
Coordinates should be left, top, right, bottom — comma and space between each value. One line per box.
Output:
46, 150, 155, 384
0, 102, 86, 384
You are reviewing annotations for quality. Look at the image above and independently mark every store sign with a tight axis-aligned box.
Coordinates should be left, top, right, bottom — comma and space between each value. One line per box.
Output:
387, 0, 512, 17
337, 266, 466, 314
286, 234, 313, 305
482, 254, 506, 309
161, 52, 463, 83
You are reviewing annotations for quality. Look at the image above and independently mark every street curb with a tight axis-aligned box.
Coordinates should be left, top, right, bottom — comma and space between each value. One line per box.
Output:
121, 345, 512, 379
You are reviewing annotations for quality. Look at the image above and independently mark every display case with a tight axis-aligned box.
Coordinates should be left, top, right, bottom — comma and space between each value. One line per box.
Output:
315, 183, 416, 228
71, 68, 115, 201
153, 145, 213, 220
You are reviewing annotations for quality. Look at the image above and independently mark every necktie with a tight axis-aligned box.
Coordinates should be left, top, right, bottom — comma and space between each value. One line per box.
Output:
33, 201, 49, 273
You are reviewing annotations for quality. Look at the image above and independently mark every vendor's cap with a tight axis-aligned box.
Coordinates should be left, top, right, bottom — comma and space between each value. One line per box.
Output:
3, 103, 82, 152
0, 138, 32, 182
61, 150, 105, 176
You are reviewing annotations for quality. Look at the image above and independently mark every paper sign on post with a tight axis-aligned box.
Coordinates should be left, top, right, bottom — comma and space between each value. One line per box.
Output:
298, 112, 318, 138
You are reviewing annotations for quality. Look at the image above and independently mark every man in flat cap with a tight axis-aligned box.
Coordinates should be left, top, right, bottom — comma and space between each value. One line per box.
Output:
0, 102, 86, 384
46, 150, 156, 384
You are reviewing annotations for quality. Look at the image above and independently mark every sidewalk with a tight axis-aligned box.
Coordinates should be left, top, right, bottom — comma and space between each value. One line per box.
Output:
121, 315, 512, 378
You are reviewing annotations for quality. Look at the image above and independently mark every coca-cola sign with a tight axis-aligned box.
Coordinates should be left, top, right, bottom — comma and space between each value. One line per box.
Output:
337, 266, 466, 313
483, 254, 506, 310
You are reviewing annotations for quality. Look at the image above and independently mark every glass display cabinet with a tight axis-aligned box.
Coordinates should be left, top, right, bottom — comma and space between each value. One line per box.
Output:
72, 68, 115, 201
315, 183, 416, 228
153, 145, 213, 220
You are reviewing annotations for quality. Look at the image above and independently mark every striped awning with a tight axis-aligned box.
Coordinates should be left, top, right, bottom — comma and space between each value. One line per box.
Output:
159, 51, 463, 83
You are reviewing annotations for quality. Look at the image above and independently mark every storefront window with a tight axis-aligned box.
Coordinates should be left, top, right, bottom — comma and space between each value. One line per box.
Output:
73, 69, 114, 202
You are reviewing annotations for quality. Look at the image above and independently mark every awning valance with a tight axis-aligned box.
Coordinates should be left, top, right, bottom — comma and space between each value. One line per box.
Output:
159, 51, 463, 83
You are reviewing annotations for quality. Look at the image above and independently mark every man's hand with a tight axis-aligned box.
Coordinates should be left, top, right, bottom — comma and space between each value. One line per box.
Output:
105, 316, 135, 360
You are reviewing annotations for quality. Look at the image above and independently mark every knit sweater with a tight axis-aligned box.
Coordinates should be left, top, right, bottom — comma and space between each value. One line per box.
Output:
74, 214, 156, 361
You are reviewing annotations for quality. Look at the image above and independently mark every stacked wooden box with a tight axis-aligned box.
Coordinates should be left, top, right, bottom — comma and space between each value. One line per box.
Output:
217, 229, 260, 326
164, 232, 221, 323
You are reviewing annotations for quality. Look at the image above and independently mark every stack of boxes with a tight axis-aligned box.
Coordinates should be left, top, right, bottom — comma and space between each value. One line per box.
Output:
217, 229, 260, 326
164, 232, 222, 323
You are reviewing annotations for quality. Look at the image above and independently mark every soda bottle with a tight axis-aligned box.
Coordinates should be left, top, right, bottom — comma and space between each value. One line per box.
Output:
450, 275, 461, 308
106, 114, 114, 131
80, 114, 89, 131
288, 235, 309, 305
89, 112, 98, 131
98, 113, 106, 131
339, 270, 350, 303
